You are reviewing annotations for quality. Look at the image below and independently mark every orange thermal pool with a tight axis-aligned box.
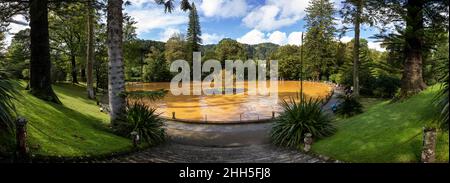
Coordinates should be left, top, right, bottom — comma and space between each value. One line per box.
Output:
126, 81, 332, 123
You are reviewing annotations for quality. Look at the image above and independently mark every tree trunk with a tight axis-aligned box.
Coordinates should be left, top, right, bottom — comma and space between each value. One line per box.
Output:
400, 0, 427, 98
71, 54, 78, 84
29, 0, 61, 104
352, 0, 362, 97
80, 67, 86, 82
86, 0, 95, 99
107, 0, 126, 125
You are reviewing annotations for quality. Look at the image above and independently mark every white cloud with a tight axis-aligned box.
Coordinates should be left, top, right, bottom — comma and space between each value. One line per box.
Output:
368, 41, 385, 52
125, 8, 188, 35
200, 0, 247, 18
4, 15, 28, 47
242, 0, 310, 31
237, 29, 303, 46
340, 36, 353, 43
237, 29, 267, 45
159, 28, 181, 42
267, 31, 287, 45
287, 32, 303, 46
202, 33, 225, 45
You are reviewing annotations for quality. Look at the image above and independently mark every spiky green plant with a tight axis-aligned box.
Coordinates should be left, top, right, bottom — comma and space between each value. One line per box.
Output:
0, 72, 17, 133
336, 94, 363, 117
434, 62, 449, 130
115, 102, 166, 146
271, 97, 336, 148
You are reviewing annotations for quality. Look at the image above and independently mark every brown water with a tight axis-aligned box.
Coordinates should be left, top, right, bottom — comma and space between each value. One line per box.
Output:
126, 81, 332, 122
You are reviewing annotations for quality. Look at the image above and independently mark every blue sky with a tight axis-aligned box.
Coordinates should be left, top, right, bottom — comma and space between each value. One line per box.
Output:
124, 0, 384, 51
4, 0, 383, 51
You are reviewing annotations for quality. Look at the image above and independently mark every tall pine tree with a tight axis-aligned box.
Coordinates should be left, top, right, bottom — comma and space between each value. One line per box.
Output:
372, 0, 448, 98
304, 0, 336, 81
186, 2, 201, 63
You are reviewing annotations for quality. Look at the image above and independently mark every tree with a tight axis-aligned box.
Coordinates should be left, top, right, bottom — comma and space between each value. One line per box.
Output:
0, 31, 5, 55
143, 46, 170, 82
270, 45, 302, 80
29, 0, 61, 103
186, 2, 201, 63
2, 29, 30, 79
86, 0, 95, 99
303, 0, 337, 81
49, 3, 86, 84
374, 0, 449, 98
107, 0, 126, 125
340, 0, 376, 97
215, 38, 247, 65
165, 34, 187, 63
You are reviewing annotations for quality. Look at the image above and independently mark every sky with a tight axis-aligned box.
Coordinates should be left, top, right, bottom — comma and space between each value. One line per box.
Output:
4, 0, 385, 51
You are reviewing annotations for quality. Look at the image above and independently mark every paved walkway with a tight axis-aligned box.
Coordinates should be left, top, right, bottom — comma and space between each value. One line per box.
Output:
103, 87, 342, 163
104, 143, 329, 163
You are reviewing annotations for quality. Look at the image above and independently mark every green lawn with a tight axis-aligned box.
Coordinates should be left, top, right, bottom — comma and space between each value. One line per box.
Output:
14, 82, 132, 158
313, 85, 449, 163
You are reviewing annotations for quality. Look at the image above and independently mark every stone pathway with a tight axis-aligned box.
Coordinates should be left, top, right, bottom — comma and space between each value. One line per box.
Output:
104, 143, 328, 163
103, 87, 342, 163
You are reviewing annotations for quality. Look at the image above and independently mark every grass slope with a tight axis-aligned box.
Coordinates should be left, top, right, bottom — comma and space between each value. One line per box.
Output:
313, 85, 449, 163
14, 82, 132, 157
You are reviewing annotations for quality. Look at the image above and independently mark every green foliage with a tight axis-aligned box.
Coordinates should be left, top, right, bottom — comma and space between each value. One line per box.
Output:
271, 97, 336, 148
115, 102, 166, 146
0, 72, 16, 133
336, 94, 363, 117
433, 49, 449, 130
270, 45, 302, 80
338, 39, 401, 98
215, 38, 247, 64
2, 29, 30, 79
186, 2, 201, 60
313, 86, 449, 162
143, 46, 171, 82
304, 0, 337, 80
329, 73, 343, 84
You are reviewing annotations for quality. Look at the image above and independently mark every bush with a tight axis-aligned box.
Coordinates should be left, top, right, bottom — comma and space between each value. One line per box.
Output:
336, 94, 363, 117
271, 97, 336, 148
372, 75, 401, 98
329, 73, 343, 84
115, 102, 166, 146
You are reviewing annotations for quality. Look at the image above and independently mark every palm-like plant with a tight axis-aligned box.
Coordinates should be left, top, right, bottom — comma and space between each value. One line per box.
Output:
116, 102, 166, 146
336, 94, 363, 117
434, 61, 449, 130
0, 71, 17, 133
271, 97, 336, 148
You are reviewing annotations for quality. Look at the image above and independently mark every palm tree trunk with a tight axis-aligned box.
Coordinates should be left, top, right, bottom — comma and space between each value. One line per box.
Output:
29, 0, 61, 104
107, 0, 126, 125
400, 0, 427, 98
86, 0, 95, 99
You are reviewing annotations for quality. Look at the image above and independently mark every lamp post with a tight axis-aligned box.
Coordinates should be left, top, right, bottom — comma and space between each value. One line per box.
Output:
140, 47, 145, 82
300, 32, 304, 100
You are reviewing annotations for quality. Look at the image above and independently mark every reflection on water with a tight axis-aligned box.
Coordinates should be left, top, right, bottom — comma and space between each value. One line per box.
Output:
126, 81, 332, 122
